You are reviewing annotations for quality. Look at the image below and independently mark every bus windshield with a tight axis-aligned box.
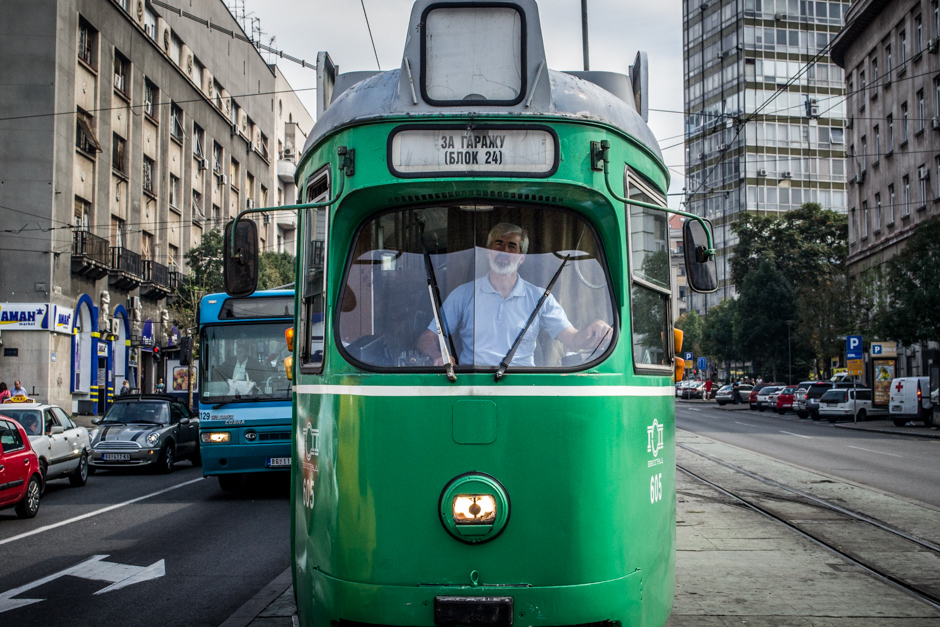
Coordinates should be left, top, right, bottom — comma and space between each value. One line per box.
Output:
338, 204, 616, 371
200, 322, 292, 404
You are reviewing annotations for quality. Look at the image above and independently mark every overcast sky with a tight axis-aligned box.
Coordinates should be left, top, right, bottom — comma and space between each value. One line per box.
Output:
242, 0, 685, 199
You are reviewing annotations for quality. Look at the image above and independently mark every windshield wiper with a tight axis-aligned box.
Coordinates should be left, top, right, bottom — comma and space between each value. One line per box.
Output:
422, 241, 457, 382
495, 254, 571, 382
212, 395, 268, 409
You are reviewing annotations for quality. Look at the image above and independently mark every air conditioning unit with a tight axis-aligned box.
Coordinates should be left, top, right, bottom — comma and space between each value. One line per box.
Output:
110, 318, 121, 334
782, 171, 792, 178
717, 143, 726, 151
248, 141, 254, 152
220, 174, 228, 185
919, 167, 929, 180
198, 158, 208, 171
698, 152, 705, 160
758, 168, 768, 176
929, 38, 939, 53
246, 198, 254, 209
128, 296, 140, 310
231, 122, 239, 135
774, 12, 784, 20
700, 1, 709, 9
853, 171, 866, 184
931, 117, 940, 130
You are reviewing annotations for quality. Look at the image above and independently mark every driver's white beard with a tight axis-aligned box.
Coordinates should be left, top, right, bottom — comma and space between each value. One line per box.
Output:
489, 256, 522, 275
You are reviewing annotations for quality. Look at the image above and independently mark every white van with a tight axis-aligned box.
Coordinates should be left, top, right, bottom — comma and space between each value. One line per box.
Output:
889, 377, 934, 426
818, 387, 888, 423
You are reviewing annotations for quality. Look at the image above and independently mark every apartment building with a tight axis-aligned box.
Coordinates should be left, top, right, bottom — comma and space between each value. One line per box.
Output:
832, 0, 940, 376
683, 0, 851, 313
0, 0, 311, 412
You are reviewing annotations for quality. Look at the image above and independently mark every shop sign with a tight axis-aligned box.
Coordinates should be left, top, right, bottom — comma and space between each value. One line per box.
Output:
52, 306, 74, 334
0, 303, 49, 330
870, 342, 898, 358
97, 342, 109, 357
128, 349, 139, 367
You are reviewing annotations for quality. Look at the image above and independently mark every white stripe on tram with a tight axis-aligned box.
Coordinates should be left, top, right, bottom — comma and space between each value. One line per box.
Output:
294, 384, 676, 398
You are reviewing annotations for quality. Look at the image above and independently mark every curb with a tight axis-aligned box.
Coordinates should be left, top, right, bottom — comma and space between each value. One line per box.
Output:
219, 567, 293, 627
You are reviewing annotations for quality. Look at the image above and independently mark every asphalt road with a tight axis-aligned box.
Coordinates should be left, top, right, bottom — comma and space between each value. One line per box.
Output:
0, 464, 290, 627
676, 400, 940, 507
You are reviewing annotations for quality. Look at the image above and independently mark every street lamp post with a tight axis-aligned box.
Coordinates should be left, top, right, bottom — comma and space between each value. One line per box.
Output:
785, 320, 794, 385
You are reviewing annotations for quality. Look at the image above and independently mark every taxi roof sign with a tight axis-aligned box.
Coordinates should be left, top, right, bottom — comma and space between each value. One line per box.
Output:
3, 394, 36, 404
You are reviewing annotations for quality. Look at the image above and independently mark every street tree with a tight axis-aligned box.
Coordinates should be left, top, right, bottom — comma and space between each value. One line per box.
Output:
701, 298, 738, 377
733, 260, 798, 382
871, 217, 940, 346
675, 310, 705, 360
169, 228, 223, 333
259, 251, 296, 289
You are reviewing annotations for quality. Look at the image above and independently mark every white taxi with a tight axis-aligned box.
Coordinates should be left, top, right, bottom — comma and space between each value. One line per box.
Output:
0, 396, 91, 490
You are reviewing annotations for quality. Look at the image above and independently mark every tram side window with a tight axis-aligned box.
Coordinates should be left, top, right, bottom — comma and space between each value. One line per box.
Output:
301, 169, 329, 372
338, 204, 616, 371
626, 170, 672, 371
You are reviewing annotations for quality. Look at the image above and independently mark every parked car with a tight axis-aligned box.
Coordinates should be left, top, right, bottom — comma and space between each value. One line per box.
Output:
715, 384, 753, 405
0, 400, 90, 490
675, 380, 696, 397
748, 384, 772, 410
818, 387, 888, 423
680, 381, 707, 399
792, 381, 818, 418
0, 417, 42, 518
755, 386, 783, 412
805, 381, 854, 421
775, 387, 798, 414
89, 396, 200, 473
889, 377, 935, 427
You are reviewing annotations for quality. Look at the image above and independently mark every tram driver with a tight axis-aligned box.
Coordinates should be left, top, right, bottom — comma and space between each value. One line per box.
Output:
417, 223, 612, 368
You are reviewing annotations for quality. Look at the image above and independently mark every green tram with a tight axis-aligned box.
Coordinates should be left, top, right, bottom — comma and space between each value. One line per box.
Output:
225, 1, 715, 624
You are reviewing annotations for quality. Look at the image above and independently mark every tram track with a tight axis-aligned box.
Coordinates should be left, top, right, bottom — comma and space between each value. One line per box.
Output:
677, 442, 940, 612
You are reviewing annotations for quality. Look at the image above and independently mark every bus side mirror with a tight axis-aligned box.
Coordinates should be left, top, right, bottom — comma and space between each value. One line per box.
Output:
682, 219, 718, 293
224, 219, 258, 297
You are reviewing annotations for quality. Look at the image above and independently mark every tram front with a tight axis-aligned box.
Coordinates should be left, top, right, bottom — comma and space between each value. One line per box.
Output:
224, 1, 717, 625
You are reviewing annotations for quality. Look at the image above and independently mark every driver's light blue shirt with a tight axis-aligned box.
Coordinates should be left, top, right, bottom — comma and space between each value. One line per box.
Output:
429, 275, 572, 367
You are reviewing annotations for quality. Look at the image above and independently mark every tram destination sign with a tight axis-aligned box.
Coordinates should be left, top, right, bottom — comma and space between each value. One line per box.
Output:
389, 125, 558, 178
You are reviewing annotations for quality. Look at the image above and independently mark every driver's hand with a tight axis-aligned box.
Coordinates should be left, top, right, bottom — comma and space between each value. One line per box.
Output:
582, 320, 612, 348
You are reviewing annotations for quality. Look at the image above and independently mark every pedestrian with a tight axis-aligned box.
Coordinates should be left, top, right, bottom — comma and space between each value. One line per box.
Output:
119, 380, 131, 396
155, 378, 165, 393
704, 379, 713, 400
0, 382, 9, 403
731, 382, 743, 404
11, 380, 27, 396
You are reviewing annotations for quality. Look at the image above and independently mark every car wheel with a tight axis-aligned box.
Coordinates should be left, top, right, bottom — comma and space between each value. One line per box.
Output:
797, 411, 808, 419
892, 417, 908, 427
69, 452, 89, 487
38, 460, 48, 495
157, 442, 175, 474
925, 412, 938, 428
810, 412, 822, 421
219, 474, 243, 492
191, 444, 203, 467
856, 409, 867, 422
15, 476, 41, 519
758, 407, 766, 412
717, 401, 726, 406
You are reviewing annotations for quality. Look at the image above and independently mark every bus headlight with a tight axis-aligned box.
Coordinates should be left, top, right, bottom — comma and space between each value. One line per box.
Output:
439, 473, 509, 544
201, 432, 231, 443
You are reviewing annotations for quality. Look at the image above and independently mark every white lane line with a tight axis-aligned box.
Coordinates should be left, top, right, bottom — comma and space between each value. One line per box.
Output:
0, 477, 204, 547
688, 408, 702, 412
848, 445, 904, 458
734, 421, 758, 427
780, 430, 812, 439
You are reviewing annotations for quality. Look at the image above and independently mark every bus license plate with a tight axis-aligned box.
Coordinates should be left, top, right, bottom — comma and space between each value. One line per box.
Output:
267, 457, 291, 468
103, 453, 130, 461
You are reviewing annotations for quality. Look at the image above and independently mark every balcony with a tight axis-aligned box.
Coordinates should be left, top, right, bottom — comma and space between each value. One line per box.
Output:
277, 157, 296, 183
71, 230, 111, 280
109, 246, 142, 291
141, 260, 171, 298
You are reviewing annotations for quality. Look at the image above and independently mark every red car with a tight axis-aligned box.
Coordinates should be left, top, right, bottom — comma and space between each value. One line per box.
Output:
0, 417, 42, 518
775, 387, 797, 414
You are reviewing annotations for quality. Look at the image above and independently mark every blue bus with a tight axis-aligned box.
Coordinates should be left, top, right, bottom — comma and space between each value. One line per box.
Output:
197, 289, 294, 490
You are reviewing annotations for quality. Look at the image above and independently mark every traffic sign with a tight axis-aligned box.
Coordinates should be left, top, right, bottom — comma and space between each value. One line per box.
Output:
697, 357, 707, 370
684, 352, 693, 361
847, 359, 864, 376
870, 342, 898, 357
846, 335, 863, 360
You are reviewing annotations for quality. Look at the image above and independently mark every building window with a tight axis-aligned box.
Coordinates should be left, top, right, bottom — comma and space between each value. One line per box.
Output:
916, 15, 924, 53
74, 197, 90, 230
902, 102, 909, 142
850, 208, 857, 242
212, 204, 221, 224
871, 58, 878, 93
886, 43, 892, 76
888, 183, 896, 223
861, 200, 869, 237
144, 79, 158, 120
860, 135, 868, 171
874, 193, 882, 231
230, 158, 240, 190
112, 133, 127, 175
141, 231, 154, 260
859, 70, 866, 106
193, 123, 205, 159
213, 142, 223, 176
168, 244, 179, 269
143, 156, 155, 195
78, 17, 97, 69
113, 50, 130, 97
887, 113, 894, 149
169, 174, 180, 211
900, 30, 907, 70
111, 216, 125, 248
936, 78, 940, 118
903, 174, 911, 215
75, 109, 101, 155
874, 125, 881, 156
260, 132, 270, 161
918, 90, 926, 131
919, 164, 928, 206
192, 189, 204, 221
170, 103, 183, 142
935, 1, 939, 37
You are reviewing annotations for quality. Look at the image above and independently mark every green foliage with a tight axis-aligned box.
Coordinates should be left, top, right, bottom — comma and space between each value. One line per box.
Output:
169, 228, 223, 332
701, 298, 738, 365
733, 260, 798, 381
675, 310, 704, 358
259, 251, 296, 290
872, 217, 940, 345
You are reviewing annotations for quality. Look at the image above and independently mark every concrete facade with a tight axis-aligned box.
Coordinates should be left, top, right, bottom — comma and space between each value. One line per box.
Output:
682, 0, 850, 314
832, 0, 940, 377
0, 0, 311, 412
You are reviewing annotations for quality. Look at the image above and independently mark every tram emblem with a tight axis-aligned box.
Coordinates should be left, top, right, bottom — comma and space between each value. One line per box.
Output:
647, 419, 664, 467
303, 422, 320, 462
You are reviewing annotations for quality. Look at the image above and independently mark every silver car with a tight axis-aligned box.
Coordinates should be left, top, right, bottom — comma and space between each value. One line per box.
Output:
0, 401, 90, 490
90, 396, 201, 473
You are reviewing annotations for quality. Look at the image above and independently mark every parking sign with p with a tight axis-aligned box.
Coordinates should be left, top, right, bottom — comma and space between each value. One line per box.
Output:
846, 335, 863, 360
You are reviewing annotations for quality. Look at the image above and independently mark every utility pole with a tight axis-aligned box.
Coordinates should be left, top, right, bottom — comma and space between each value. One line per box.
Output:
785, 320, 794, 385
581, 0, 590, 71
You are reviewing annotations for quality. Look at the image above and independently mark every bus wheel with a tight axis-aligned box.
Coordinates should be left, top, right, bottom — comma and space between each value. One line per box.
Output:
219, 474, 243, 492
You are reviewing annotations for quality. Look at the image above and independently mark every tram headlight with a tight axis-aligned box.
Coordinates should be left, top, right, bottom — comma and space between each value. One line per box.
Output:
452, 494, 497, 524
201, 432, 231, 443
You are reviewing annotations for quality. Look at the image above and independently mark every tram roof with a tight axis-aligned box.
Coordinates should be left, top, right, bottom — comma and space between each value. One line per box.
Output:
301, 0, 662, 165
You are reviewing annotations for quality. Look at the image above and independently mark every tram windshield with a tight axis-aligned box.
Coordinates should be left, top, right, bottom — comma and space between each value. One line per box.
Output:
338, 204, 616, 371
200, 323, 293, 403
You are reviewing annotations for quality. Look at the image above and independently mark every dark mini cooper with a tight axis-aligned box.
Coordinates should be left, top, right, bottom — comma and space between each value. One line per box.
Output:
89, 396, 200, 473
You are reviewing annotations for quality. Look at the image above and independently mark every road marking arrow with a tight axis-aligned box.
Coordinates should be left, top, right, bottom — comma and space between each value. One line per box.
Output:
0, 555, 165, 614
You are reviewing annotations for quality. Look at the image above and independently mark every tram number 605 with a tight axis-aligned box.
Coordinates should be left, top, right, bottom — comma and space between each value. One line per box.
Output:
303, 477, 315, 509
650, 473, 663, 504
